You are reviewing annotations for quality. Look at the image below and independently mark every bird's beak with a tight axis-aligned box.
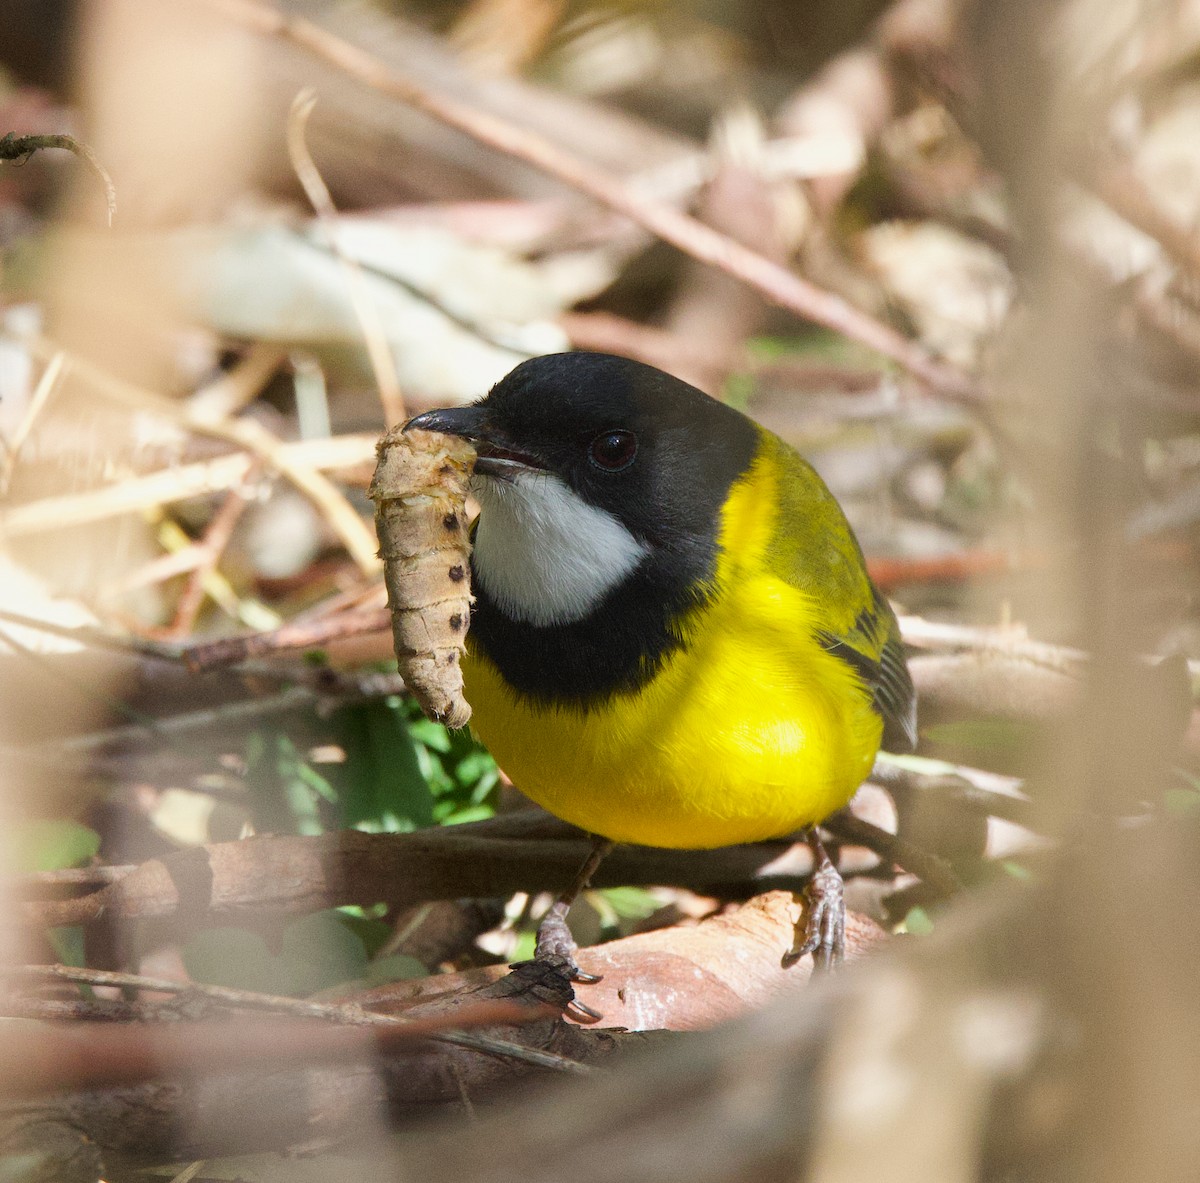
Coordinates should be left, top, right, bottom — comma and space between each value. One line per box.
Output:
405, 405, 545, 476
405, 405, 489, 441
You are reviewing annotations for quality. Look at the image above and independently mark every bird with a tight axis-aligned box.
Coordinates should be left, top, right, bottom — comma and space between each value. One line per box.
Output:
406, 351, 915, 994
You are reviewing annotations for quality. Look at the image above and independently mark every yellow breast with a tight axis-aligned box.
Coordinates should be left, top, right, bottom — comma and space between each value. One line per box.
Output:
462, 443, 883, 849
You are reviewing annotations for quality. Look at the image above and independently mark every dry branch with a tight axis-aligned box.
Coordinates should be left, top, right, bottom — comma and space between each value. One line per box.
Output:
560, 311, 886, 393
164, 469, 259, 637
5, 965, 583, 1076
824, 809, 963, 897
15, 822, 820, 930
366, 891, 887, 1031
0, 1000, 547, 1096
361, 885, 1064, 1183
1084, 150, 1200, 282
287, 87, 406, 426
0, 132, 116, 224
0, 963, 649, 1179
181, 604, 391, 669
0, 893, 883, 1176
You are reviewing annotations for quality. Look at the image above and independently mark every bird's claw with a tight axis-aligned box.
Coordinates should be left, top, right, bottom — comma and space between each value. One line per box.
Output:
509, 903, 605, 1020
784, 855, 846, 973
530, 901, 605, 982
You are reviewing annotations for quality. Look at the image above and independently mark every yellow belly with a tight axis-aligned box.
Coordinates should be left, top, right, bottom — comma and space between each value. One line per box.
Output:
462, 434, 886, 850
462, 576, 882, 850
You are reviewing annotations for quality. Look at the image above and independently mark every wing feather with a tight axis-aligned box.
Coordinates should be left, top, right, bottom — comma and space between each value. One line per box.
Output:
816, 589, 916, 752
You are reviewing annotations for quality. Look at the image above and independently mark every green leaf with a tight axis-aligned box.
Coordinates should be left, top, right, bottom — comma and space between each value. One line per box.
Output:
47, 926, 86, 967
182, 928, 280, 994
435, 803, 495, 826
280, 912, 369, 997
334, 908, 392, 959
596, 886, 661, 922
12, 819, 100, 873
182, 912, 370, 997
1001, 859, 1035, 881
1164, 786, 1200, 817
903, 906, 935, 936
364, 953, 429, 986
920, 719, 1030, 753
409, 716, 452, 752
509, 929, 537, 963
333, 699, 435, 832
296, 759, 338, 803
245, 730, 333, 836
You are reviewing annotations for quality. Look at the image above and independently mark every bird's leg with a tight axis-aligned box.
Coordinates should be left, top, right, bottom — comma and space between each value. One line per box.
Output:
533, 835, 614, 982
784, 829, 846, 973
511, 836, 614, 1022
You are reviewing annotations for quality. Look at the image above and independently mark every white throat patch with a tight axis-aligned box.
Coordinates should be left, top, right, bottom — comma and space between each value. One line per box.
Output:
471, 469, 649, 627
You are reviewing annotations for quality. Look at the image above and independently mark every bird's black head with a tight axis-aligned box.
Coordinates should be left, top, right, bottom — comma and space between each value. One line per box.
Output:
406, 352, 761, 698
407, 352, 758, 552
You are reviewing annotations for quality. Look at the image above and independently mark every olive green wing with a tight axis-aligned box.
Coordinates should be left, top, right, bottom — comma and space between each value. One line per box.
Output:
762, 430, 917, 753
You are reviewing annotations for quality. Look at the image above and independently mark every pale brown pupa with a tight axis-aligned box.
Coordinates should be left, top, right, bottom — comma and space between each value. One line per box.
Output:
368, 426, 476, 729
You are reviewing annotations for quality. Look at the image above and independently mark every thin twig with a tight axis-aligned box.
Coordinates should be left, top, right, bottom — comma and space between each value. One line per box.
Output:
0, 608, 185, 661
188, 342, 288, 422
1084, 150, 1200, 281
167, 1163, 207, 1183
103, 541, 218, 599
0, 349, 67, 495
204, 0, 984, 405
16, 667, 410, 758
8, 964, 593, 1075
0, 131, 117, 225
287, 88, 406, 427
560, 310, 889, 394
823, 810, 963, 898
448, 1059, 478, 1123
897, 614, 1200, 681
24, 336, 381, 574
899, 614, 1087, 674
25, 685, 317, 756
870, 759, 1035, 829
0, 994, 165, 1022
181, 605, 391, 670
0, 432, 378, 538
165, 464, 262, 637
0, 608, 399, 703
866, 549, 1031, 590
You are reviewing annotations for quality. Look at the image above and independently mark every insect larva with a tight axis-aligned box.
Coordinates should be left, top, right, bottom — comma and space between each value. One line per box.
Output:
369, 426, 476, 729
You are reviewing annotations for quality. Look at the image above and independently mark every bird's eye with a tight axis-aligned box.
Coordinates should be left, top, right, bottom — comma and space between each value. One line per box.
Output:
587, 429, 638, 472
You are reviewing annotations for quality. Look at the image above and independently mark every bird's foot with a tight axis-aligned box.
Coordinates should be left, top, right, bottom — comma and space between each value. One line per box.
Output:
783, 847, 846, 973
510, 901, 604, 1021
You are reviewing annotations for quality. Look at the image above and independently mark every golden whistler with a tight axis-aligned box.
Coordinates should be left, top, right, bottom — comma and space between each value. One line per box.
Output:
404, 352, 915, 975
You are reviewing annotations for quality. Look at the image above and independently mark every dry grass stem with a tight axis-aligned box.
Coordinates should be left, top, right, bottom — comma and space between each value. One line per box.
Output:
165, 465, 262, 636
0, 349, 68, 495
286, 88, 406, 427
0, 433, 378, 538
20, 337, 380, 571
